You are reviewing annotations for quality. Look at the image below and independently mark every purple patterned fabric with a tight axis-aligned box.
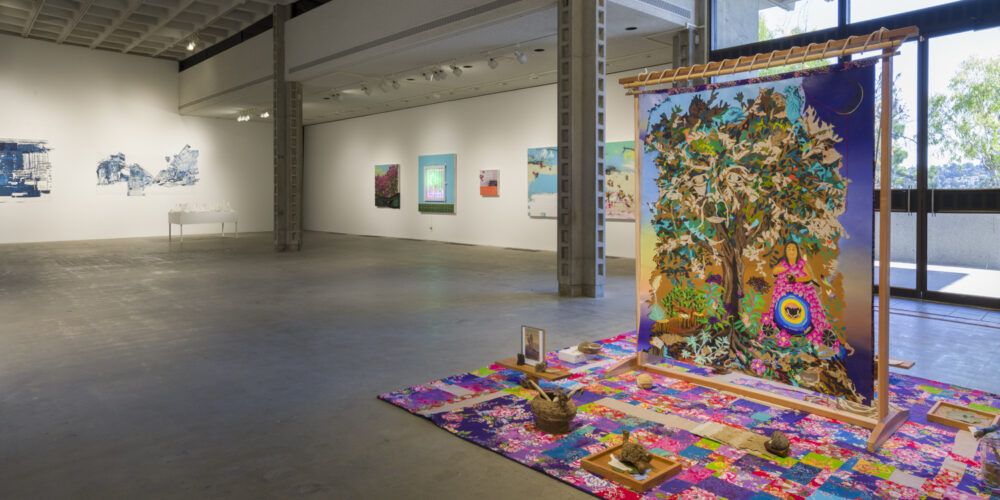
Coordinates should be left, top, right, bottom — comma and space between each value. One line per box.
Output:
378, 332, 1000, 498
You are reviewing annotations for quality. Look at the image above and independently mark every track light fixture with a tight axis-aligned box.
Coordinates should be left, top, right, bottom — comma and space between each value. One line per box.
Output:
391, 80, 400, 90
422, 71, 431, 81
487, 57, 498, 69
361, 84, 371, 96
450, 63, 462, 77
379, 80, 390, 93
513, 49, 527, 64
432, 69, 446, 81
259, 111, 270, 119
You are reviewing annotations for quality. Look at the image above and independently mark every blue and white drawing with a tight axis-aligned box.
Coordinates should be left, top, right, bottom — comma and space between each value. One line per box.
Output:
0, 139, 52, 200
96, 145, 199, 197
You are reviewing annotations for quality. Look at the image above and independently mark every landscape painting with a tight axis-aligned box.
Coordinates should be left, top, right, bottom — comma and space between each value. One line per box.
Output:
605, 140, 636, 220
636, 61, 877, 403
526, 144, 636, 219
0, 139, 52, 201
526, 147, 557, 217
375, 164, 400, 208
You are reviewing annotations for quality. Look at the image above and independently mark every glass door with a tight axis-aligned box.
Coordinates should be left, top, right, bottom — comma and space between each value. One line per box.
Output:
925, 28, 1000, 304
873, 41, 918, 293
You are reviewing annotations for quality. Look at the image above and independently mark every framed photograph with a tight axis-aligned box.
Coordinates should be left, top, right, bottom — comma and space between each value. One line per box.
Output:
521, 325, 545, 365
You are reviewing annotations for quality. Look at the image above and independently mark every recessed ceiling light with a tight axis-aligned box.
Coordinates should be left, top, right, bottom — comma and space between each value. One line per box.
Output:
323, 96, 330, 100
406, 77, 415, 81
534, 48, 544, 52
625, 26, 637, 31
462, 65, 472, 69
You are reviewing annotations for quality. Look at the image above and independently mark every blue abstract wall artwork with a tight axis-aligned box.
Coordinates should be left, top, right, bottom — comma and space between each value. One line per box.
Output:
0, 139, 52, 201
96, 145, 199, 196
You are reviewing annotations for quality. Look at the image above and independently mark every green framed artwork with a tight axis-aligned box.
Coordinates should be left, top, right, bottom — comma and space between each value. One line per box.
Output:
418, 154, 456, 213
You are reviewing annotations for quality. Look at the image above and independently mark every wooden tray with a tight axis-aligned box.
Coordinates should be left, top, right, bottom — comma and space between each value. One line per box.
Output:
927, 401, 1000, 430
495, 357, 571, 381
581, 443, 682, 492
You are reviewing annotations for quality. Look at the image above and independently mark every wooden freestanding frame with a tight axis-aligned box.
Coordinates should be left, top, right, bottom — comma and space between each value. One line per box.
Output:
614, 26, 919, 452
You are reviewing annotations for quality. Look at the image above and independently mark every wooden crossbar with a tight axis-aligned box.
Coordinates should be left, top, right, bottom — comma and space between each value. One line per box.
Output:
619, 26, 918, 93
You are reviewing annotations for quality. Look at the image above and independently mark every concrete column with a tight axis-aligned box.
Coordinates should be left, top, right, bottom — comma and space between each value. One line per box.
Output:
557, 0, 606, 298
674, 0, 708, 86
273, 4, 303, 251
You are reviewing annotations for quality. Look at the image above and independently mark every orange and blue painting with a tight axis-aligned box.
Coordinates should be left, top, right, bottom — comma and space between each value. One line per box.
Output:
636, 61, 877, 403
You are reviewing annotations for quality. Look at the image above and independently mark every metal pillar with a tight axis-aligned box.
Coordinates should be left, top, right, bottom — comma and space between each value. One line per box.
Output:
273, 4, 303, 251
557, 0, 606, 298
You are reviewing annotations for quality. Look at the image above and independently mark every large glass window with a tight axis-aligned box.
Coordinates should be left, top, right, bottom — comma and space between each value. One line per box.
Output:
873, 42, 918, 290
713, 0, 837, 50
849, 0, 960, 23
926, 27, 1000, 299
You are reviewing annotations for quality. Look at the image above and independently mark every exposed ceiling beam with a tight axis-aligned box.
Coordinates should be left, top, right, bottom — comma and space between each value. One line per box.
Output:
89, 0, 142, 49
56, 0, 95, 43
151, 0, 246, 57
22, 0, 45, 37
123, 0, 197, 54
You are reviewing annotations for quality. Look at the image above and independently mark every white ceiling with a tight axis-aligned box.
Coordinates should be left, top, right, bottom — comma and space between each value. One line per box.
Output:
188, 0, 690, 125
0, 0, 277, 60
296, 3, 684, 125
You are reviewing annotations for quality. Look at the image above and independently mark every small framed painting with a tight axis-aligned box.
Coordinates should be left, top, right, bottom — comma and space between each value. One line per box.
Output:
521, 325, 545, 365
479, 169, 499, 196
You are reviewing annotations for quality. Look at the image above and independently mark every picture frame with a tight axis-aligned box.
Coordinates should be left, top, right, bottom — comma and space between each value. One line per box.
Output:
521, 325, 545, 365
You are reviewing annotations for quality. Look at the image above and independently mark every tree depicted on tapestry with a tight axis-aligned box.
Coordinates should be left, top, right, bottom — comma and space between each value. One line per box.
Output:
637, 62, 876, 403
375, 164, 400, 208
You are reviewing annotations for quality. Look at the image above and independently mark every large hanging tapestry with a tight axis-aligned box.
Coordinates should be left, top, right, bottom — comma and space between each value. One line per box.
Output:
0, 139, 52, 201
526, 143, 636, 219
375, 164, 400, 208
418, 154, 455, 213
636, 61, 877, 404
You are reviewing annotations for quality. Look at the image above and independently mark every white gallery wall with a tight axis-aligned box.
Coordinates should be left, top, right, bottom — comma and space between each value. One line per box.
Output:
303, 72, 638, 258
0, 35, 273, 244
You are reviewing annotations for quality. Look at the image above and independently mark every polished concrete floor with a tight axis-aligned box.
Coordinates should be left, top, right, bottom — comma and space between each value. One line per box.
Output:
1, 231, 998, 499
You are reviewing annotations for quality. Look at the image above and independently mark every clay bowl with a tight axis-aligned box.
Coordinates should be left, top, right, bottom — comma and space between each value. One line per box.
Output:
577, 342, 602, 355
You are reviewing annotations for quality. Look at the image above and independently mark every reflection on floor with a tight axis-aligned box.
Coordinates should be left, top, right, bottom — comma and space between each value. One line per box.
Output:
876, 261, 1000, 299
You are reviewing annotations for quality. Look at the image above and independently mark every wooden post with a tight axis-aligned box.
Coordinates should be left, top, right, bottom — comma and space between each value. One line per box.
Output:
877, 47, 893, 421
865, 47, 911, 452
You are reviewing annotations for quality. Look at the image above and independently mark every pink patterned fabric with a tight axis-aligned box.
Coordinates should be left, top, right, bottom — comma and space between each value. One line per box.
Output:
763, 258, 832, 336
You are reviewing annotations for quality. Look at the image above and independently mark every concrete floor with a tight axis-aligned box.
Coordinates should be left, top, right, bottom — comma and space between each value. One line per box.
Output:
1, 231, 997, 499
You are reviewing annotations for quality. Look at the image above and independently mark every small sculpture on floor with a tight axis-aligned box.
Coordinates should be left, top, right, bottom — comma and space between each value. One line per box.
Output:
710, 361, 730, 375
534, 361, 548, 373
636, 373, 653, 390
619, 430, 653, 473
516, 353, 525, 365
973, 423, 1000, 439
764, 430, 790, 457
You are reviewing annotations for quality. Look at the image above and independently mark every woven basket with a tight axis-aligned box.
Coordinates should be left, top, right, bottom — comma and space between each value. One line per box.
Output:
530, 392, 577, 434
